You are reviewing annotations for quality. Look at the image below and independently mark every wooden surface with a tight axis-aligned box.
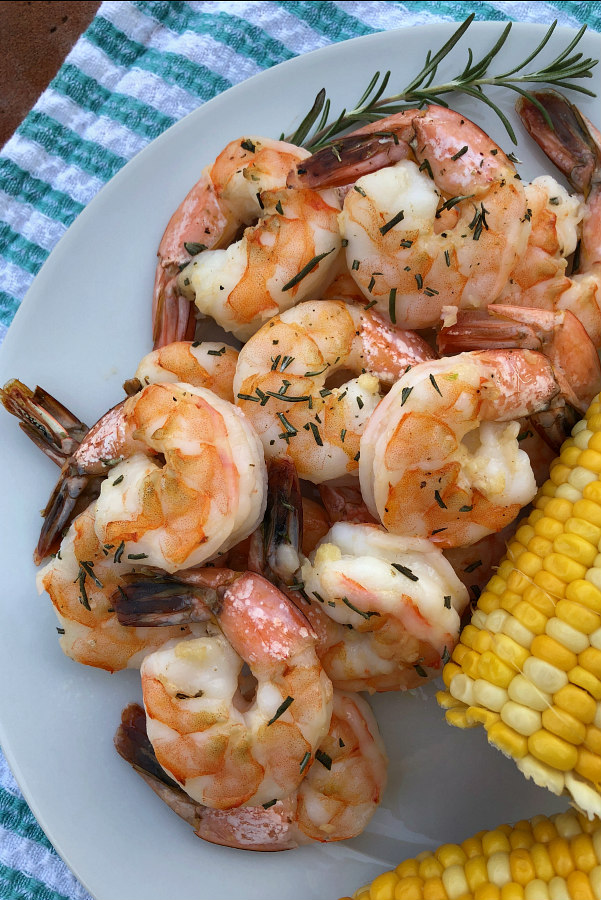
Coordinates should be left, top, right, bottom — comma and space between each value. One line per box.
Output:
0, 0, 100, 148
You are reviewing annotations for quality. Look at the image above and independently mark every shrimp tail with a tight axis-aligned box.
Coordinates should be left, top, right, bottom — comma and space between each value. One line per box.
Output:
516, 90, 601, 197
287, 131, 410, 190
1, 379, 88, 466
152, 265, 196, 350
262, 459, 303, 584
113, 571, 236, 626
34, 466, 101, 565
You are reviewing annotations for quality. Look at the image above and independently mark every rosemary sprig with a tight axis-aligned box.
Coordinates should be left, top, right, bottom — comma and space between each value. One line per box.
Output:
285, 16, 597, 148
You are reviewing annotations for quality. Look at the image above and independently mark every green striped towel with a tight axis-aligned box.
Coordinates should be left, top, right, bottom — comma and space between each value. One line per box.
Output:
0, 2, 599, 898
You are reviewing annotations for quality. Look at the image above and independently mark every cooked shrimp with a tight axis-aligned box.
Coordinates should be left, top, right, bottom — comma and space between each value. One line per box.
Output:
359, 349, 579, 548
177, 187, 342, 341
153, 136, 311, 348
115, 690, 387, 849
37, 504, 205, 671
516, 91, 601, 343
299, 522, 469, 690
292, 106, 528, 329
234, 299, 436, 483
141, 572, 333, 809
123, 341, 238, 403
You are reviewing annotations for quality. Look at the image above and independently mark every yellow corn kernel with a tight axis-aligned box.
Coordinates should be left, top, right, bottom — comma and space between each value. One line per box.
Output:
477, 652, 515, 689
480, 590, 502, 614
528, 729, 579, 771
508, 849, 535, 886
474, 886, 501, 900
550, 463, 572, 486
576, 747, 601, 786
513, 602, 548, 635
555, 600, 600, 634
541, 706, 587, 745
523, 880, 550, 900
523, 656, 568, 693
528, 535, 553, 559
530, 842, 555, 880
395, 860, 420, 879
392, 876, 422, 900
500, 701, 541, 737
488, 575, 510, 596
500, 884, 524, 900
418, 857, 443, 881
516, 552, 543, 579
466, 707, 500, 729
548, 837, 574, 878
442, 662, 462, 688
492, 634, 529, 671
441, 864, 468, 899
482, 831, 512, 856
507, 570, 530, 594
544, 553, 587, 584
451, 644, 471, 666
566, 580, 601, 614
516, 755, 565, 796
445, 707, 473, 729
473, 680, 508, 713
562, 444, 583, 466
554, 533, 598, 568
509, 830, 534, 851
369, 871, 399, 900
508, 675, 551, 711
523, 584, 556, 618
553, 811, 582, 839
585, 728, 601, 761
570, 833, 597, 873
356, 892, 372, 900
573, 498, 601, 527
420, 878, 447, 900
436, 690, 463, 710
460, 625, 479, 649
436, 844, 466, 868
578, 448, 601, 474
487, 722, 528, 759
487, 851, 512, 887
464, 856, 488, 892
567, 871, 595, 900
588, 428, 601, 450
533, 570, 566, 600
554, 684, 597, 724
543, 497, 573, 522
501, 591, 522, 614
580, 647, 601, 679
531, 635, 577, 672
460, 649, 481, 680
569, 665, 601, 699
534, 516, 564, 541
570, 466, 599, 493
473, 631, 493, 654
566, 516, 601, 547
501, 616, 534, 649
516, 524, 536, 545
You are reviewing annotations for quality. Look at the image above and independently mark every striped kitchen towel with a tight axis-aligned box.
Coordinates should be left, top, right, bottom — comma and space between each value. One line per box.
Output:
0, 2, 599, 898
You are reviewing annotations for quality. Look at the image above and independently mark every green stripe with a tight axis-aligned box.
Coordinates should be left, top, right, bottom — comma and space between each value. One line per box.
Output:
551, 1, 601, 31
390, 0, 515, 22
133, 0, 294, 68
0, 786, 53, 850
0, 159, 82, 227
0, 291, 20, 328
51, 64, 174, 142
276, 0, 374, 42
85, 16, 232, 102
0, 223, 49, 276
0, 863, 72, 900
17, 112, 127, 184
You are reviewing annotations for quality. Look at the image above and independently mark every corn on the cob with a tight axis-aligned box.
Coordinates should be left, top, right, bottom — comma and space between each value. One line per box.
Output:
438, 395, 601, 819
340, 810, 601, 900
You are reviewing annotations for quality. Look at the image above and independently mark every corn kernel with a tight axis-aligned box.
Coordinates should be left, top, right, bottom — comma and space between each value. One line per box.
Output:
489, 575, 509, 596
462, 836, 483, 859
578, 448, 601, 473
507, 570, 530, 594
418, 857, 443, 880
566, 871, 595, 900
508, 849, 535, 886
556, 600, 600, 634
590, 628, 601, 650
488, 722, 528, 759
492, 634, 529, 670
478, 652, 515, 689
580, 647, 601, 679
534, 571, 566, 600
547, 836, 574, 878
523, 584, 556, 618
465, 856, 488, 891
587, 429, 601, 451
473, 631, 493, 654
517, 552, 543, 578
554, 533, 598, 568
586, 726, 601, 756
480, 591, 502, 614
570, 466, 599, 493
553, 811, 582, 839
501, 701, 542, 737
516, 755, 565, 796
436, 845, 467, 869
500, 884, 524, 900
528, 730, 579, 771
501, 617, 534, 649
573, 579, 601, 613
529, 536, 553, 560
474, 886, 501, 900
395, 860, 419, 879
550, 463, 572, 486
573, 498, 601, 527
509, 830, 534, 851
531, 635, 577, 672
513, 602, 548, 635
442, 662, 462, 688
565, 516, 601, 546
466, 706, 500, 729
547, 876, 570, 899
545, 552, 587, 584
530, 841, 555, 879
508, 674, 551, 711
570, 832, 597, 873
502, 593, 522, 616
482, 831, 511, 856
534, 516, 564, 541
473, 680, 508, 713
451, 643, 471, 666
554, 684, 597, 724
441, 864, 468, 900
516, 524, 535, 545
545, 618, 589, 654
487, 851, 511, 887
460, 649, 481, 680
445, 708, 473, 729
541, 706, 587, 745
369, 871, 399, 900
544, 497, 573, 522
569, 666, 601, 700
524, 880, 550, 900
576, 747, 601, 786
436, 690, 463, 710
523, 656, 568, 693
460, 625, 479, 649
392, 876, 422, 900
449, 674, 475, 706
562, 445, 583, 466
556, 483, 583, 503
420, 877, 447, 900
487, 610, 510, 633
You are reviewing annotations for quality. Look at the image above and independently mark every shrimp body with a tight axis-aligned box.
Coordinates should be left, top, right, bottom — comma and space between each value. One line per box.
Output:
330, 107, 528, 328
37, 505, 203, 671
234, 299, 436, 483
178, 188, 342, 341
360, 350, 573, 548
87, 383, 266, 573
126, 341, 238, 403
142, 573, 333, 809
153, 136, 311, 347
299, 523, 469, 689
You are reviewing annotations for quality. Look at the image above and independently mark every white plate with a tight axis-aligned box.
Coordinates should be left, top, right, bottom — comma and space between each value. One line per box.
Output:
0, 20, 599, 900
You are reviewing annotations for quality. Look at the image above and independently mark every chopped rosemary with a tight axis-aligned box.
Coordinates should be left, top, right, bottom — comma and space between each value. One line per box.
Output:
354, 185, 367, 196
304, 363, 329, 377
368, 275, 376, 293
113, 541, 125, 564
391, 563, 419, 582
342, 596, 380, 619
414, 273, 423, 290
414, 663, 428, 678
465, 559, 483, 573
299, 751, 311, 774
282, 248, 336, 291
444, 249, 451, 267
315, 749, 333, 770
434, 490, 447, 509
309, 422, 323, 446
112, 474, 124, 486
389, 287, 397, 323
79, 560, 103, 588
127, 553, 149, 560
340, 428, 346, 442
451, 145, 469, 160
267, 695, 294, 726
262, 799, 278, 809
401, 385, 413, 406
356, 396, 364, 410
275, 200, 284, 215
444, 595, 452, 609
429, 374, 442, 395
241, 138, 256, 152
237, 392, 260, 402
364, 299, 377, 310
207, 346, 226, 356
277, 412, 297, 436
184, 241, 207, 255
379, 209, 405, 235
459, 505, 473, 512
400, 239, 413, 248
442, 646, 451, 665
419, 159, 434, 179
